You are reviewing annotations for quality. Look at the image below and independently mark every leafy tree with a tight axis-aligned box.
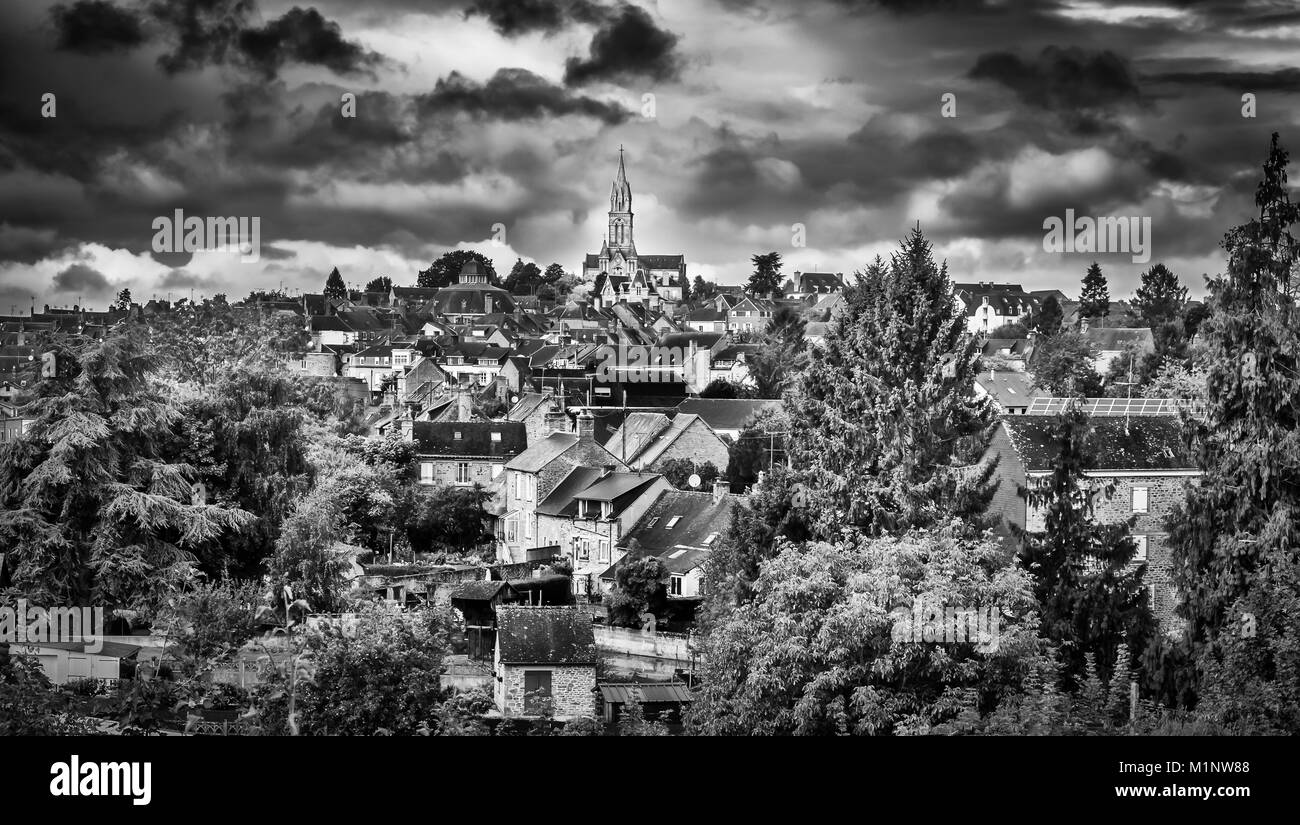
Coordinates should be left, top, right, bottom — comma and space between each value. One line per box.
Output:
417, 250, 499, 289
656, 457, 721, 490
1132, 263, 1187, 326
747, 252, 783, 297
1035, 295, 1064, 336
700, 378, 756, 399
265, 479, 359, 614
0, 654, 98, 735
747, 306, 807, 398
1140, 356, 1207, 402
114, 288, 132, 311
504, 258, 544, 295
324, 267, 347, 301
605, 555, 668, 627
1079, 262, 1110, 321
688, 527, 1049, 735
1163, 133, 1300, 731
150, 578, 263, 663
298, 604, 449, 735
1030, 332, 1103, 396
786, 230, 996, 540
617, 699, 670, 735
1015, 408, 1154, 686
364, 276, 392, 293
724, 405, 788, 495
542, 263, 566, 285
0, 328, 251, 610
145, 300, 308, 389
988, 319, 1029, 338
407, 484, 493, 556
692, 275, 716, 303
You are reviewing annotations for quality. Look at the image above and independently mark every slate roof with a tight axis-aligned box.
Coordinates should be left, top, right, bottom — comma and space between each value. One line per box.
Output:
999, 415, 1195, 473
413, 421, 527, 458
618, 489, 736, 558
450, 580, 516, 602
507, 431, 580, 472
975, 370, 1036, 410
638, 254, 686, 270
1082, 326, 1155, 352
496, 607, 597, 665
953, 282, 1043, 316
675, 398, 782, 432
535, 466, 606, 517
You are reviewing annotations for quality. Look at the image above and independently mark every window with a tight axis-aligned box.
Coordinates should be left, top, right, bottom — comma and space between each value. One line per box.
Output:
522, 671, 552, 715
665, 516, 681, 529
601, 502, 613, 520
702, 532, 719, 547
419, 462, 434, 484
456, 462, 471, 484
669, 548, 688, 559
490, 431, 502, 442
646, 517, 659, 528
669, 576, 683, 596
454, 431, 463, 440
1132, 487, 1149, 513
1133, 535, 1149, 561
598, 541, 610, 564
506, 519, 517, 543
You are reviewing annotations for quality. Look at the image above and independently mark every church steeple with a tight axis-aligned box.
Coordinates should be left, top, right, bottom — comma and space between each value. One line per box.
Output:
608, 146, 634, 252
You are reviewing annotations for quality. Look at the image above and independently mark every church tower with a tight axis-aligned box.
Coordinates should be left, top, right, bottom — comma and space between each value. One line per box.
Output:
607, 146, 635, 259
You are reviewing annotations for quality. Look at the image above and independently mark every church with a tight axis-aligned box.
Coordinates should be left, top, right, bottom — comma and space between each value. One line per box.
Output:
582, 149, 687, 309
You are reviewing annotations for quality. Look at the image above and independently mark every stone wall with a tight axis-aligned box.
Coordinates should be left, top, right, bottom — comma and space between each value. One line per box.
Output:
497, 663, 597, 719
645, 419, 729, 474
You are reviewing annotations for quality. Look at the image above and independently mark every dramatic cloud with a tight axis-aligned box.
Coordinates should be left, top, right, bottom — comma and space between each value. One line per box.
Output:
52, 262, 111, 294
237, 7, 387, 78
563, 4, 682, 85
422, 68, 631, 123
51, 0, 147, 54
465, 0, 608, 36
969, 46, 1142, 112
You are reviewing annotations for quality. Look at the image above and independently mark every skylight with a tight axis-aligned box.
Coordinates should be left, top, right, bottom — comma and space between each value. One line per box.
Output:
702, 532, 719, 546
665, 516, 681, 529
669, 549, 688, 558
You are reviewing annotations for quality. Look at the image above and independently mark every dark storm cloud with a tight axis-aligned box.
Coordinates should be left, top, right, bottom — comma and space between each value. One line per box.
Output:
52, 0, 147, 54
158, 269, 209, 288
563, 4, 682, 86
52, 263, 111, 294
969, 47, 1143, 112
141, 0, 384, 78
421, 68, 631, 123
1148, 66, 1300, 94
237, 7, 386, 79
465, 0, 607, 36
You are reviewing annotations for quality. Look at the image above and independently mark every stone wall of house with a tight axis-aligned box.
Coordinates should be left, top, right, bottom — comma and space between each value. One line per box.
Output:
645, 421, 729, 474
498, 663, 597, 718
417, 457, 503, 487
1026, 473, 1196, 632
538, 514, 616, 568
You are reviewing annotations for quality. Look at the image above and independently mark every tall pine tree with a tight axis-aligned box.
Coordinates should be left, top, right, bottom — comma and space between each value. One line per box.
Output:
1079, 262, 1110, 322
323, 267, 347, 301
786, 227, 997, 538
1164, 133, 1300, 730
1015, 407, 1153, 686
1132, 263, 1187, 326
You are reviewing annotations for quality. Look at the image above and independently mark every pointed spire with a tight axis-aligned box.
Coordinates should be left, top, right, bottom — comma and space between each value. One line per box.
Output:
610, 145, 631, 212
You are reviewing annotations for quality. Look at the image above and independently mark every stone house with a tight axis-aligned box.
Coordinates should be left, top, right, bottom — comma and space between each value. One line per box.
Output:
986, 414, 1199, 628
494, 606, 597, 719
412, 420, 527, 488
499, 412, 627, 563
532, 468, 671, 597
602, 412, 730, 475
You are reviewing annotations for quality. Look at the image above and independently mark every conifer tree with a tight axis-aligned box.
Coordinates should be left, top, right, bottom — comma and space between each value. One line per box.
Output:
1165, 133, 1300, 729
1079, 262, 1110, 321
1131, 263, 1187, 326
1015, 407, 1153, 686
1035, 294, 1064, 336
323, 267, 347, 301
786, 228, 996, 538
0, 328, 250, 609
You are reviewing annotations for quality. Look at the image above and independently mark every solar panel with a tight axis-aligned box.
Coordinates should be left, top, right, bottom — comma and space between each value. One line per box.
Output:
1025, 397, 1192, 417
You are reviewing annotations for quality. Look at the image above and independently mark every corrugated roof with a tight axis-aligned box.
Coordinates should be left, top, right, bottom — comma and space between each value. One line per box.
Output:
598, 682, 694, 704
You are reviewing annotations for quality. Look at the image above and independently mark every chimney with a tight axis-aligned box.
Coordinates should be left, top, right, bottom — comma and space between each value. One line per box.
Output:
576, 410, 596, 443
456, 384, 473, 422
543, 404, 569, 434
712, 479, 728, 503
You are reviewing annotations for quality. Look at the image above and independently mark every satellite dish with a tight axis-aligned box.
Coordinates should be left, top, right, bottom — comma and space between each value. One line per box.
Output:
687, 473, 702, 489
510, 395, 519, 404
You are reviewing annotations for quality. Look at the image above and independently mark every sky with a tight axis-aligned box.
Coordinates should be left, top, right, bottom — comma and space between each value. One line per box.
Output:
1, 0, 1298, 312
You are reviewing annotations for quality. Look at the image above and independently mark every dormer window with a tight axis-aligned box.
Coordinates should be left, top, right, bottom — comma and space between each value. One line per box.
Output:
490, 432, 502, 442
454, 431, 462, 440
